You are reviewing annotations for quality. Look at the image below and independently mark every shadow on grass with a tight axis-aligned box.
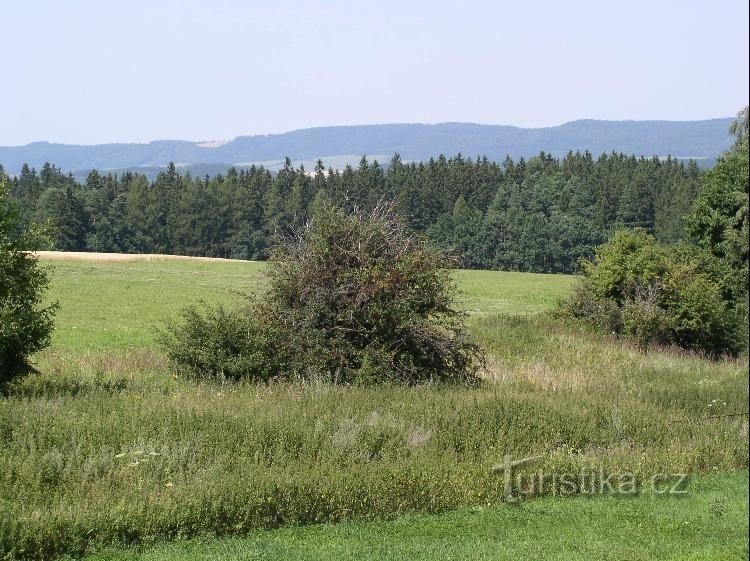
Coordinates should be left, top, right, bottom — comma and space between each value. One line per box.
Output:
2, 364, 130, 398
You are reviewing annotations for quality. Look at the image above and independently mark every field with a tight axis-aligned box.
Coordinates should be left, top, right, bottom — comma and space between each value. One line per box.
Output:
41, 257, 573, 351
0, 257, 747, 560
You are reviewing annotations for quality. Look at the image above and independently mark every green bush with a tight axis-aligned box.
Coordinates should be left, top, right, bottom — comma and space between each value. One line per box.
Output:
620, 283, 673, 351
566, 281, 623, 334
160, 302, 283, 381
0, 176, 57, 381
565, 229, 745, 355
163, 203, 483, 384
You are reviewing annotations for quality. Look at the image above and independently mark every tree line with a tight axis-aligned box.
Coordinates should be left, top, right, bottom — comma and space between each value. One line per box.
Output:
1, 150, 703, 273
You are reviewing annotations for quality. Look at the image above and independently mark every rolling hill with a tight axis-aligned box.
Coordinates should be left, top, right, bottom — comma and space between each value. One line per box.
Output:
0, 118, 734, 177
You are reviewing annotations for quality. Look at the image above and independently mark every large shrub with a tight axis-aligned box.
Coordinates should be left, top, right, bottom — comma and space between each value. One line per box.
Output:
160, 302, 284, 381
565, 229, 745, 355
0, 176, 57, 381
165, 203, 483, 384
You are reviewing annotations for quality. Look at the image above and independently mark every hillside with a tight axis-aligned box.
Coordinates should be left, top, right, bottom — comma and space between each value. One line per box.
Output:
0, 118, 733, 176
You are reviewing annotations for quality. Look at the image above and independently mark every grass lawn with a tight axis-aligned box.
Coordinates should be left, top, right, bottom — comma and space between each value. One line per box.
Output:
86, 470, 749, 561
454, 268, 574, 316
41, 259, 264, 351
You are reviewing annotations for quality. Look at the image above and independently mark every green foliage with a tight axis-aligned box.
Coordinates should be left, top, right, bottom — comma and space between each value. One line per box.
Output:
686, 135, 749, 291
728, 106, 748, 149
683, 113, 749, 352
6, 149, 704, 274
620, 284, 673, 351
163, 204, 484, 384
34, 185, 88, 250
265, 203, 484, 384
565, 229, 745, 355
160, 302, 282, 381
0, 175, 57, 380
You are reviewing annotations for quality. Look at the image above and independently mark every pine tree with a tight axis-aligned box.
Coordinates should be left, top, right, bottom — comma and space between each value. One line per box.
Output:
34, 186, 88, 250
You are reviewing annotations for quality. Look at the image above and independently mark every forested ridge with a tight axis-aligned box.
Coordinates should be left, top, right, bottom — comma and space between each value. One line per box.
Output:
1, 150, 702, 273
0, 119, 733, 175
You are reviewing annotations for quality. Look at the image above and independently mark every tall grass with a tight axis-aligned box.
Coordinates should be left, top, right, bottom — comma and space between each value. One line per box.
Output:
1, 314, 747, 559
0, 260, 745, 559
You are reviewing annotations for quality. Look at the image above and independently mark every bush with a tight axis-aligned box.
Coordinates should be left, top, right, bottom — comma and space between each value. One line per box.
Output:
1, 176, 57, 382
620, 283, 672, 351
564, 229, 745, 355
566, 281, 623, 334
164, 203, 484, 384
160, 302, 283, 381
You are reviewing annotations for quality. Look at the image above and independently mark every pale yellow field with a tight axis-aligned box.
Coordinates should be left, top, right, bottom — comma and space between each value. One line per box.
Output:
34, 250, 252, 263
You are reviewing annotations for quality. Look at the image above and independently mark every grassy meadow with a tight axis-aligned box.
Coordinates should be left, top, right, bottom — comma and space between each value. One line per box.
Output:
43, 259, 573, 351
0, 257, 747, 560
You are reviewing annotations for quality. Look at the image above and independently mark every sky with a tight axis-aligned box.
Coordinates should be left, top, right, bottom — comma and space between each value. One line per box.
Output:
0, 0, 748, 146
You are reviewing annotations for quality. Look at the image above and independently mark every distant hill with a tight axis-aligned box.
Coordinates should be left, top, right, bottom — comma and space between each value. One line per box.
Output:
0, 118, 734, 177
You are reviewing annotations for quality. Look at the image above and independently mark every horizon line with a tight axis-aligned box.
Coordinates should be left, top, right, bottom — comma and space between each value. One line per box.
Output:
0, 115, 736, 149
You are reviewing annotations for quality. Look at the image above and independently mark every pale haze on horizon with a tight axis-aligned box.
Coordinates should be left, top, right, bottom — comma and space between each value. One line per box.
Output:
0, 0, 748, 146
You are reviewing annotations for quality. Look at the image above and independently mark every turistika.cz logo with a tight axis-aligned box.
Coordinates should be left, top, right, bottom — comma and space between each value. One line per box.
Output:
491, 454, 689, 503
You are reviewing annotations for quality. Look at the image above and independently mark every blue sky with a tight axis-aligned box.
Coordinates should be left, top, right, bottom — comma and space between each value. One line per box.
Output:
1, 0, 748, 145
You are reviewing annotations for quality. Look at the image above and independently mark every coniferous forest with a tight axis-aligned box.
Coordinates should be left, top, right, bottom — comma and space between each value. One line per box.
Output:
2, 150, 702, 273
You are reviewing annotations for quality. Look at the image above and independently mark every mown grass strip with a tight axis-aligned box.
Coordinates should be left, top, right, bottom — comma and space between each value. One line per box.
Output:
84, 470, 749, 561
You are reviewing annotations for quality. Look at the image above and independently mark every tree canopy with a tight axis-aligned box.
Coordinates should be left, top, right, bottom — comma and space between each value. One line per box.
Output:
5, 150, 703, 274
0, 173, 56, 380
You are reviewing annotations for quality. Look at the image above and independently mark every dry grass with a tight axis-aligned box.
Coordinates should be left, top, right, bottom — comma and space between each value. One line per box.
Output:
34, 251, 254, 263
482, 359, 591, 390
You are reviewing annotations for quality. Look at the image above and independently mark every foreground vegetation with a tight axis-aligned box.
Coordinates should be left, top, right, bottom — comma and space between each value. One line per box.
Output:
85, 470, 750, 561
0, 257, 746, 559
